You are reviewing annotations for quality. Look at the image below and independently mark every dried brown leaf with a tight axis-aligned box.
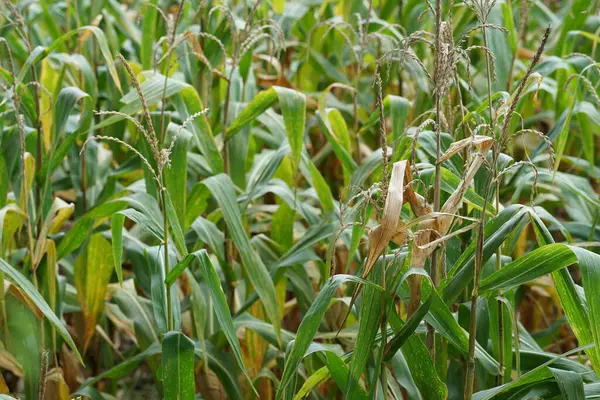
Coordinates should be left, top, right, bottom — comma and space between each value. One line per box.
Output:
439, 135, 493, 163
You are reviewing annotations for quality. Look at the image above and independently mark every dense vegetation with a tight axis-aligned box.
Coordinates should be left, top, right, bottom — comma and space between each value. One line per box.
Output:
1, 0, 600, 398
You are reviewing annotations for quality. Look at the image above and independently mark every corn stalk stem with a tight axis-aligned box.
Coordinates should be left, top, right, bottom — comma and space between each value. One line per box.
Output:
159, 64, 171, 145
427, 0, 444, 357
15, 76, 38, 292
156, 1, 185, 334
31, 67, 43, 234
159, 0, 185, 144
161, 185, 173, 331
464, 174, 494, 400
81, 148, 87, 213
465, 22, 503, 398
369, 254, 388, 399
481, 25, 506, 384
0, 271, 6, 339
22, 25, 44, 233
380, 257, 389, 400
397, 0, 404, 97
19, 130, 36, 287
223, 63, 236, 311
353, 62, 362, 162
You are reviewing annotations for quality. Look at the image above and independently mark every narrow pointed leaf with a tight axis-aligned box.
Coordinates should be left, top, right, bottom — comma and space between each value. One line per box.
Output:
0, 258, 83, 364
273, 86, 306, 174
111, 214, 125, 285
479, 244, 577, 293
277, 275, 381, 397
202, 174, 281, 342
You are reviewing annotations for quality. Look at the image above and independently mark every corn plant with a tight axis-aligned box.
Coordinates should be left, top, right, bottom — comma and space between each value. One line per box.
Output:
1, 0, 600, 399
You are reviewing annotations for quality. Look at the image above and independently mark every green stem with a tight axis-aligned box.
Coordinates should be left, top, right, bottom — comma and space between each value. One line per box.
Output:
481, 25, 506, 385
81, 147, 87, 214
369, 254, 388, 399
352, 62, 362, 162
31, 65, 42, 234
397, 0, 404, 97
222, 64, 236, 312
0, 271, 7, 340
464, 176, 494, 400
427, 0, 444, 358
159, 0, 185, 144
23, 23, 44, 233
380, 256, 389, 400
162, 189, 173, 331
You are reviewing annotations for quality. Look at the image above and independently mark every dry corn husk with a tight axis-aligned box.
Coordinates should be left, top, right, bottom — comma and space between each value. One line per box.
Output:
339, 161, 408, 330
340, 137, 493, 322
407, 137, 493, 314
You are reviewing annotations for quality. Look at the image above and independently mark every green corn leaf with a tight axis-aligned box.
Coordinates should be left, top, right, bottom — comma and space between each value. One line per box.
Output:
172, 86, 223, 174
0, 257, 83, 365
317, 83, 357, 176
554, 102, 576, 173
40, 87, 92, 206
161, 331, 195, 400
117, 208, 163, 241
0, 154, 7, 208
111, 214, 125, 285
272, 86, 306, 174
305, 157, 335, 215
84, 343, 161, 386
441, 204, 530, 303
570, 246, 600, 373
550, 367, 585, 400
360, 95, 410, 139
479, 244, 577, 293
392, 309, 448, 400
140, 0, 158, 69
195, 250, 258, 395
202, 174, 282, 343
164, 123, 192, 227
226, 86, 306, 174
487, 4, 513, 91
18, 27, 121, 92
346, 260, 384, 397
164, 190, 188, 258
290, 346, 368, 400
473, 344, 594, 400
317, 108, 356, 176
186, 269, 207, 365
277, 274, 381, 397
529, 214, 592, 363
325, 351, 367, 400
163, 246, 250, 394
226, 88, 278, 139
95, 72, 188, 130
384, 295, 433, 361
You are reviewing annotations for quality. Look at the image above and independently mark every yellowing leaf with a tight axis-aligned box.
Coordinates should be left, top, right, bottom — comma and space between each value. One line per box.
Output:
74, 234, 114, 351
40, 58, 60, 150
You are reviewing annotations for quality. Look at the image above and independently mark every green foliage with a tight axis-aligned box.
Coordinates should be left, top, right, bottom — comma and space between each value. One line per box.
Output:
1, 0, 600, 399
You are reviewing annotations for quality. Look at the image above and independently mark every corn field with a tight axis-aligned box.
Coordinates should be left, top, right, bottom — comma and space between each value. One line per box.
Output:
1, 0, 600, 398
